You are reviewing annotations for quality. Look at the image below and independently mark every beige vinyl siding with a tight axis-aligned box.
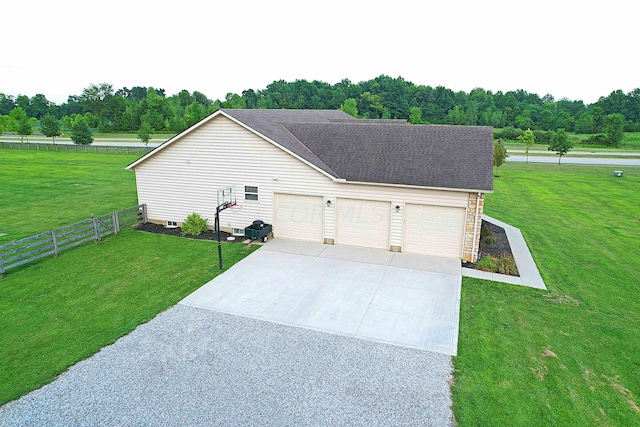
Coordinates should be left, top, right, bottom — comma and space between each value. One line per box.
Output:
134, 115, 469, 245
323, 196, 336, 242
390, 201, 404, 249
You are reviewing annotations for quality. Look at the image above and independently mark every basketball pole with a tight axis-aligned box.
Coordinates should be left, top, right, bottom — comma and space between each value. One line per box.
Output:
216, 204, 223, 270
215, 185, 236, 271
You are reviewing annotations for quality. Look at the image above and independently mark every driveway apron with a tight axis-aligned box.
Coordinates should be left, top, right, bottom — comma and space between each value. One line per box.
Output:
181, 239, 462, 355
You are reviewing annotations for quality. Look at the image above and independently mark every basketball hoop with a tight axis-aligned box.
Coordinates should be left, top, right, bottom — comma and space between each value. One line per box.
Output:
215, 185, 237, 270
228, 204, 242, 210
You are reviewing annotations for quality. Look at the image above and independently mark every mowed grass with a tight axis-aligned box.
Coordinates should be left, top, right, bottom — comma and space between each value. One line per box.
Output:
0, 231, 257, 405
0, 149, 139, 244
453, 164, 640, 426
0, 149, 258, 405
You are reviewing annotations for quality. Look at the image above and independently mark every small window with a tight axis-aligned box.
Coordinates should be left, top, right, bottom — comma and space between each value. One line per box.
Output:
166, 220, 178, 229
232, 228, 244, 236
245, 186, 259, 201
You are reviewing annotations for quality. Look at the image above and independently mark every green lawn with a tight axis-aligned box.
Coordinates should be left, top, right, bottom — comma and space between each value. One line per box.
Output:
3, 150, 640, 424
0, 149, 140, 244
0, 149, 257, 405
502, 131, 640, 152
0, 230, 257, 405
453, 164, 640, 426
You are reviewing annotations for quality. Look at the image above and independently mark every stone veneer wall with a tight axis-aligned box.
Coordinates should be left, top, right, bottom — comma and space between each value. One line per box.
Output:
462, 192, 484, 262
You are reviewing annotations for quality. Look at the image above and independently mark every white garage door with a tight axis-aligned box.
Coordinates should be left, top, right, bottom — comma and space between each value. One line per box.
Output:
336, 198, 391, 250
273, 193, 323, 242
404, 204, 466, 258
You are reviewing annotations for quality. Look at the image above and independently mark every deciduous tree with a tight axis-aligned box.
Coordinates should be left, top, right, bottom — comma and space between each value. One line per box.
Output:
548, 129, 572, 164
184, 102, 206, 127
137, 121, 153, 146
517, 128, 535, 163
409, 107, 423, 124
603, 113, 625, 147
339, 98, 358, 118
493, 139, 508, 176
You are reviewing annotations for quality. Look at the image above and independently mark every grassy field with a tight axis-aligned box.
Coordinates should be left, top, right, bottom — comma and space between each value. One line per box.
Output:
0, 231, 257, 405
501, 131, 640, 151
452, 164, 640, 426
0, 150, 140, 244
0, 149, 257, 405
3, 150, 640, 424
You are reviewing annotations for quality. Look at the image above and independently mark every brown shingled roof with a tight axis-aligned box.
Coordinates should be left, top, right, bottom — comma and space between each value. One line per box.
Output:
223, 109, 493, 191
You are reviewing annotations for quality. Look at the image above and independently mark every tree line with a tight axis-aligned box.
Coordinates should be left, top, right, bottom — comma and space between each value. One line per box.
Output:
1, 76, 638, 145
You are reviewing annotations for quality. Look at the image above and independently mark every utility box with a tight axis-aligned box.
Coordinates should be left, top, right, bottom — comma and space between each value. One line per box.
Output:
613, 170, 623, 177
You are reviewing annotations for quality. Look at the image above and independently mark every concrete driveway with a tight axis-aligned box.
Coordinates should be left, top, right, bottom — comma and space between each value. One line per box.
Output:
181, 239, 462, 355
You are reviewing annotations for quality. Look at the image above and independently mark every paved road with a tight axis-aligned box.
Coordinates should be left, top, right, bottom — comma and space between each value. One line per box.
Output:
507, 155, 640, 166
508, 149, 640, 157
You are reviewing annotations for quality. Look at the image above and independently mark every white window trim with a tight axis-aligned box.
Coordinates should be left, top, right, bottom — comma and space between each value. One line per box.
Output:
244, 185, 259, 202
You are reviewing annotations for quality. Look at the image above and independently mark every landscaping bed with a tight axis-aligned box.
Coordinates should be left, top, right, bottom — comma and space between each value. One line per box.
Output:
135, 222, 247, 243
463, 220, 519, 276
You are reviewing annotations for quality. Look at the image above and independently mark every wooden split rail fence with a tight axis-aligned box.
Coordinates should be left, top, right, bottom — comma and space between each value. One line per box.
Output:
0, 141, 155, 155
0, 204, 147, 276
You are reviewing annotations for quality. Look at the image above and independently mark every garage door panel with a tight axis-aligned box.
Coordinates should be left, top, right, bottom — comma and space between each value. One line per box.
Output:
336, 199, 390, 250
404, 204, 465, 258
274, 194, 323, 242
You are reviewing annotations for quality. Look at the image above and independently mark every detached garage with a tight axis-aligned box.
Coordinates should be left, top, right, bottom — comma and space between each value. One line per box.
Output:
127, 109, 493, 262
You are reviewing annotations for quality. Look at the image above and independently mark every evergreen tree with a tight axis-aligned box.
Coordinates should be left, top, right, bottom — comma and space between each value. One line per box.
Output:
40, 113, 61, 144
70, 119, 93, 145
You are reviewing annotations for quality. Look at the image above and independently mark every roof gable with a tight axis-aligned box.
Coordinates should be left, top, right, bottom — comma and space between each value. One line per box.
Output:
128, 108, 493, 192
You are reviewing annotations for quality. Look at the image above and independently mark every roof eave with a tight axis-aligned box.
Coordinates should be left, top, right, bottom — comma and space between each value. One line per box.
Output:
339, 179, 493, 194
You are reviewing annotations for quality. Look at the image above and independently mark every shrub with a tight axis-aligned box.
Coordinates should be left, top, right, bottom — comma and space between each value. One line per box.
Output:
583, 133, 607, 145
181, 213, 209, 236
486, 236, 497, 245
480, 225, 492, 241
476, 253, 518, 275
476, 256, 496, 272
496, 126, 524, 141
495, 253, 518, 275
533, 130, 551, 144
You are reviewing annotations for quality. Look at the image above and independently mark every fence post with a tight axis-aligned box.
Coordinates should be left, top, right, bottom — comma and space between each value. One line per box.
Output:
92, 216, 101, 242
112, 211, 120, 234
51, 230, 59, 257
141, 204, 148, 223
0, 250, 5, 276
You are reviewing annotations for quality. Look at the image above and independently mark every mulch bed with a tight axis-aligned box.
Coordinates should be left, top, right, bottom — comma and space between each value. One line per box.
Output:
462, 220, 519, 276
134, 222, 248, 243
137, 220, 519, 276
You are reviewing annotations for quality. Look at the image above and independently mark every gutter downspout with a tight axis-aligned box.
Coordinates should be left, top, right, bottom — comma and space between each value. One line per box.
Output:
471, 192, 481, 262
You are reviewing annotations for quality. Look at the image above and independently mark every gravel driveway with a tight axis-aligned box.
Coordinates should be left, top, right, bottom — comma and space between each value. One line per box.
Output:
1, 305, 454, 426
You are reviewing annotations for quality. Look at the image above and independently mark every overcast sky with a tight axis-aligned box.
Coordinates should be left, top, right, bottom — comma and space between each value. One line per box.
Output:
1, 0, 635, 105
